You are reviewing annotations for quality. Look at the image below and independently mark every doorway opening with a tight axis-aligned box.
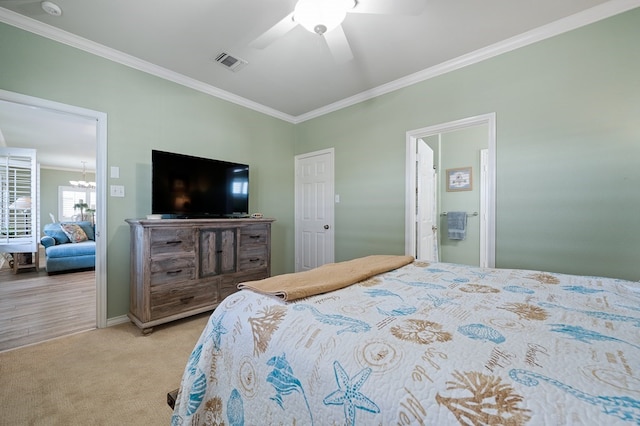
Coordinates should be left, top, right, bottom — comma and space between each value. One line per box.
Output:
0, 89, 107, 330
405, 114, 496, 267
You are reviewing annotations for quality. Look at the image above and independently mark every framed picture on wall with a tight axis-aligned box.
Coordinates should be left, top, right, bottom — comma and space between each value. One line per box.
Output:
446, 167, 472, 191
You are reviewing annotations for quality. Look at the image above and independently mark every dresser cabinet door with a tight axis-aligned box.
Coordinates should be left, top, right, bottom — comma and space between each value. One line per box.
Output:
219, 229, 237, 274
199, 228, 237, 277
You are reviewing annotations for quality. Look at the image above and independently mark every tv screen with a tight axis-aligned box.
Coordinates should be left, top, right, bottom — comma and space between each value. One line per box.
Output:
152, 150, 249, 218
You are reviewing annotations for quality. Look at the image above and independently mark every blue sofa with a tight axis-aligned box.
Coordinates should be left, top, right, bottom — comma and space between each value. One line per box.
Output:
40, 221, 96, 274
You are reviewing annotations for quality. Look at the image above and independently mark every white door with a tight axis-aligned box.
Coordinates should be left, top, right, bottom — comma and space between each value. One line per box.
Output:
417, 140, 437, 261
479, 149, 489, 267
294, 149, 335, 272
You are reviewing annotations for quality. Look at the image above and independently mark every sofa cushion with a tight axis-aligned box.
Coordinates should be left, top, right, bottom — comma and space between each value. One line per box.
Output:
46, 240, 96, 259
60, 223, 88, 243
43, 223, 70, 244
46, 254, 95, 273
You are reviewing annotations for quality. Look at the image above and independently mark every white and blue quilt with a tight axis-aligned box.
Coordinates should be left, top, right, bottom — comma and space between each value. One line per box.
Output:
172, 261, 640, 425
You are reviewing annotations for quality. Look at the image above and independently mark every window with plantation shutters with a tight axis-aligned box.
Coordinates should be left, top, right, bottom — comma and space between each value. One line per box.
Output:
58, 186, 96, 222
0, 147, 38, 254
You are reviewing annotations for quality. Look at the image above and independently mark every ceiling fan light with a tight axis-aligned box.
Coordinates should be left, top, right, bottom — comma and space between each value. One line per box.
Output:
294, 0, 351, 35
41, 1, 62, 17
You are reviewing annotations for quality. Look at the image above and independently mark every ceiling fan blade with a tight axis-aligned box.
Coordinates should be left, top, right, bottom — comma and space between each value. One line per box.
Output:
349, 0, 426, 15
249, 12, 297, 49
325, 25, 353, 64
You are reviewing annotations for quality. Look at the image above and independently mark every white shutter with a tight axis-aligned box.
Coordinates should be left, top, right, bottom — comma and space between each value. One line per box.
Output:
0, 147, 37, 253
58, 186, 96, 222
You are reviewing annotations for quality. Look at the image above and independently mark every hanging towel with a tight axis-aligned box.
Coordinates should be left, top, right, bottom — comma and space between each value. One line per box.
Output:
447, 211, 467, 240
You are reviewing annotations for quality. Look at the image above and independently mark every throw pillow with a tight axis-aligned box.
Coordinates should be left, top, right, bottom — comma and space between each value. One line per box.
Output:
60, 223, 89, 243
75, 221, 95, 240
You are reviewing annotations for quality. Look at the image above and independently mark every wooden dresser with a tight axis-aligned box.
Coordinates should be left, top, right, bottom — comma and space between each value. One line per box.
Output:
126, 218, 274, 333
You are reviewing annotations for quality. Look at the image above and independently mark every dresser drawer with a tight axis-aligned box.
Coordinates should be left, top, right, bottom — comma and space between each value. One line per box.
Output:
240, 224, 269, 246
238, 245, 268, 271
150, 257, 196, 286
150, 228, 195, 256
219, 270, 269, 301
219, 275, 239, 301
150, 281, 216, 320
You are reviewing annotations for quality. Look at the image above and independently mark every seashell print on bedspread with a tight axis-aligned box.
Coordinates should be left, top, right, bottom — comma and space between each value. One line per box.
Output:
172, 261, 640, 425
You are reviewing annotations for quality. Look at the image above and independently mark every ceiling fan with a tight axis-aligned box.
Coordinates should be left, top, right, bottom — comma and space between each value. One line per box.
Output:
249, 0, 426, 63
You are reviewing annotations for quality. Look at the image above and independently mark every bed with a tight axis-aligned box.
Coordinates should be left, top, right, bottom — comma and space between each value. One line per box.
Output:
171, 256, 640, 425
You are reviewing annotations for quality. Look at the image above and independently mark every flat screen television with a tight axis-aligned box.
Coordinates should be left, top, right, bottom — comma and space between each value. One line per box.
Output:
152, 150, 249, 218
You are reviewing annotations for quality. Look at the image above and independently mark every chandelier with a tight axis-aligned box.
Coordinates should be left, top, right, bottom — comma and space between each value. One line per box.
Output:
69, 161, 96, 189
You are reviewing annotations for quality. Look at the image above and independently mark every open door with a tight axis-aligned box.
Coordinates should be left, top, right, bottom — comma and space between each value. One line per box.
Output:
417, 140, 437, 261
0, 147, 38, 255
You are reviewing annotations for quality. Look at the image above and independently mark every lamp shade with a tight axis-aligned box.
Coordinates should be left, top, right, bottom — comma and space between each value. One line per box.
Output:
294, 0, 353, 34
9, 196, 32, 210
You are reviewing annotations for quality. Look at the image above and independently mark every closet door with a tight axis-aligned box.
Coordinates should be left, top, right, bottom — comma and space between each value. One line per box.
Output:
0, 147, 38, 254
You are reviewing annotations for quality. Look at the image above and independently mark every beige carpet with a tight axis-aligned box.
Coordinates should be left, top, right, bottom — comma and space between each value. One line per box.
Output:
0, 312, 210, 425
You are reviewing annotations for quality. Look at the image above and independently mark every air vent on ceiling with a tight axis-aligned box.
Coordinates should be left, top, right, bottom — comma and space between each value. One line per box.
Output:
214, 52, 248, 72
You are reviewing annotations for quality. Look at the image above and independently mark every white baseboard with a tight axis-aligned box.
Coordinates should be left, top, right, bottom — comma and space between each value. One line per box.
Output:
106, 315, 130, 327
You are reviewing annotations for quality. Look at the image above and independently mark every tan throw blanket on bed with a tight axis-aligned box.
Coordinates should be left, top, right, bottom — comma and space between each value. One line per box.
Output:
237, 255, 415, 301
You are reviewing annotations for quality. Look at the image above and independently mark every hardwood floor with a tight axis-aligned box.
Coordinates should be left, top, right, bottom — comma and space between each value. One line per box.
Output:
0, 260, 96, 352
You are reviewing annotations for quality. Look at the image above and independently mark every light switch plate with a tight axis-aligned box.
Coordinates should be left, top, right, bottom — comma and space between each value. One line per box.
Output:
110, 185, 125, 197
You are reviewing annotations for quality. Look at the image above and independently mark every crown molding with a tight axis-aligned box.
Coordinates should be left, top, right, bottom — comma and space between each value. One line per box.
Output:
2, 0, 638, 125
0, 8, 297, 123
294, 0, 640, 123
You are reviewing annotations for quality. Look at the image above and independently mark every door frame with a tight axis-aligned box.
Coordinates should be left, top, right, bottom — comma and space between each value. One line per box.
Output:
294, 148, 335, 272
405, 113, 496, 267
0, 89, 108, 328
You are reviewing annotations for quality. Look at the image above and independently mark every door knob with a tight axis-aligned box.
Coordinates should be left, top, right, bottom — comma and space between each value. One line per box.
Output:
324, 225, 330, 230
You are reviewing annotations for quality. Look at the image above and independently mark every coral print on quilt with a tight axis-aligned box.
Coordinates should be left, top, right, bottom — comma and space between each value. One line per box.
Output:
172, 260, 640, 425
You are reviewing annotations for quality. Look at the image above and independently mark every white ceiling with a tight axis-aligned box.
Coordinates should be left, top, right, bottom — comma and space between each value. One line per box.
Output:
0, 0, 637, 169
0, 98, 97, 171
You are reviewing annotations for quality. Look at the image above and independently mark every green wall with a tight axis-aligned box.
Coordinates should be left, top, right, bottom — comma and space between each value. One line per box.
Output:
1, 22, 296, 319
39, 168, 96, 234
439, 126, 486, 266
295, 9, 640, 281
2, 8, 639, 323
